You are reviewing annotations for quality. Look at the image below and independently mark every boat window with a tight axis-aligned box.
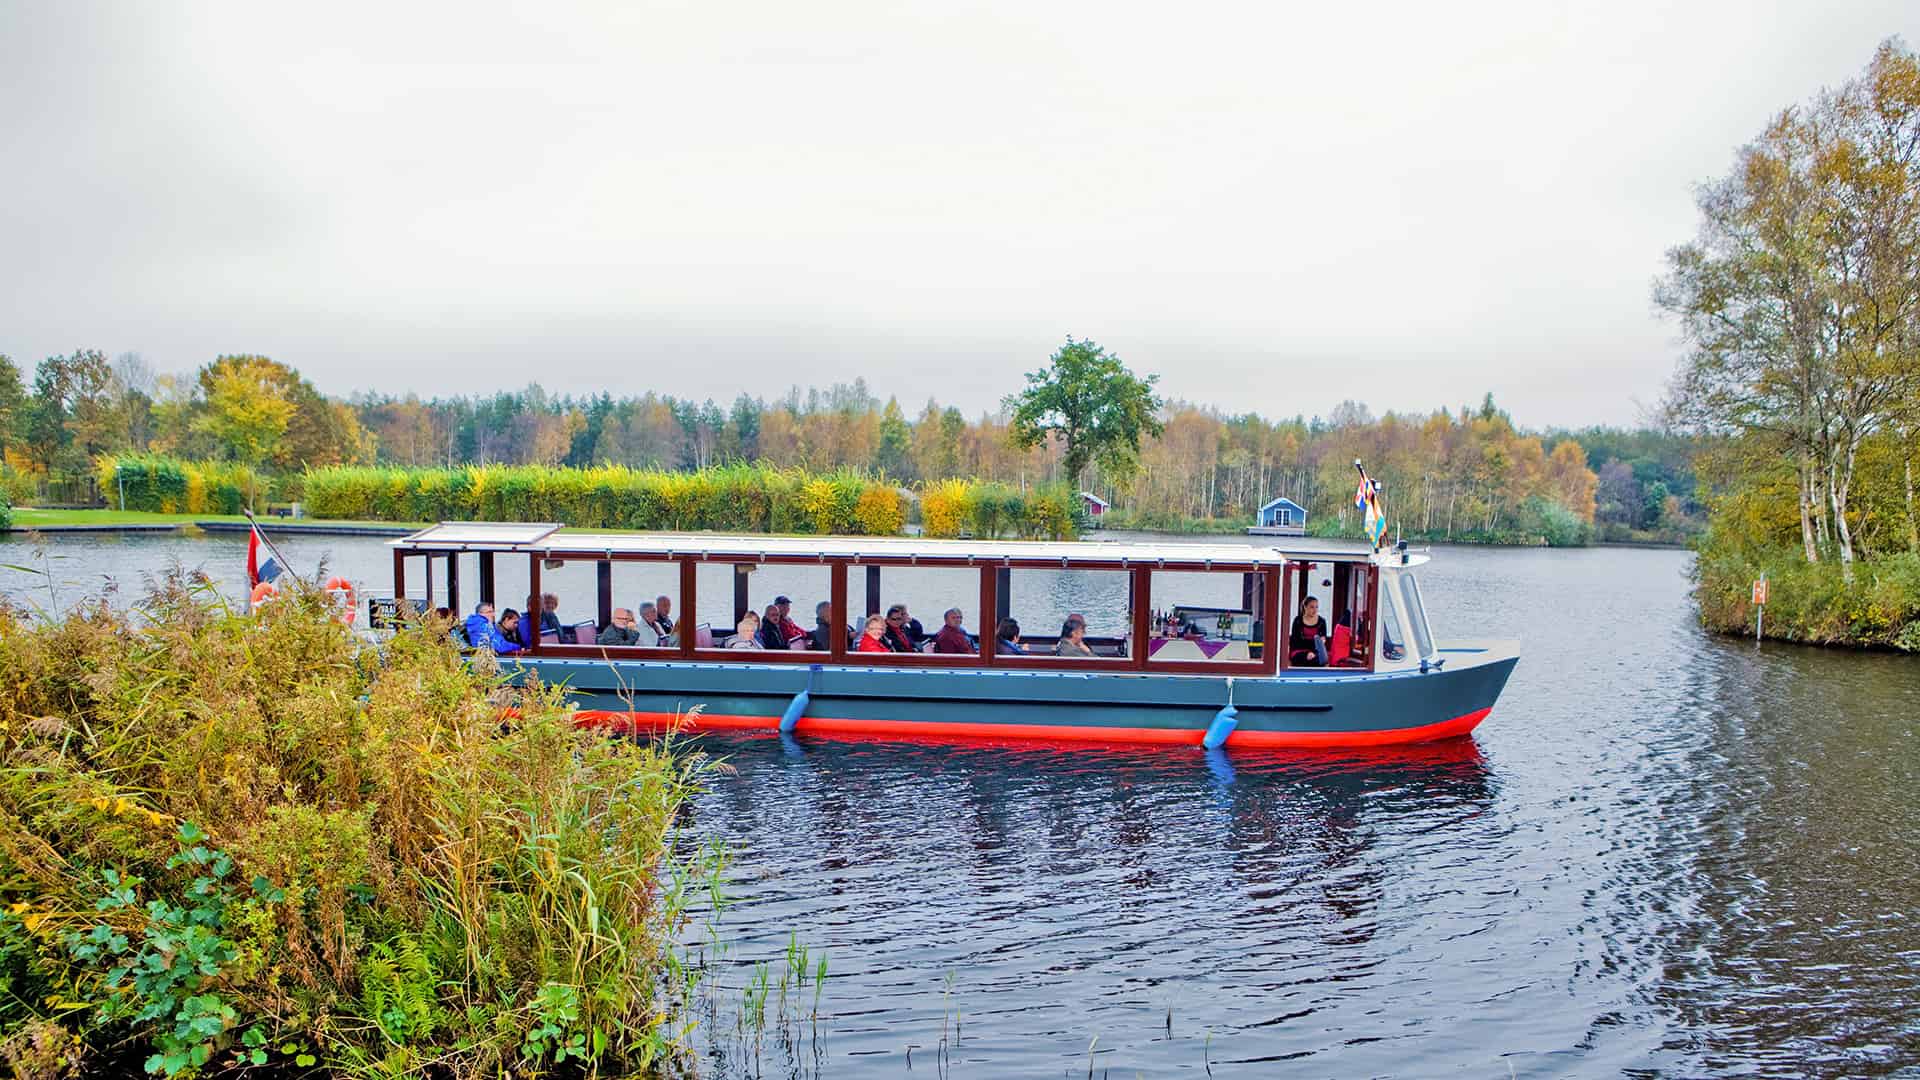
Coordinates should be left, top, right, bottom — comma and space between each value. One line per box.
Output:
607, 560, 682, 648
1375, 575, 1408, 663
1397, 572, 1436, 661
997, 567, 1133, 662
528, 559, 597, 644
858, 566, 984, 656
1147, 569, 1268, 665
515, 557, 682, 650
695, 561, 830, 653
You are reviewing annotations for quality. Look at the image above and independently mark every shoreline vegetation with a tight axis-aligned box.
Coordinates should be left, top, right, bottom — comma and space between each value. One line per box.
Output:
1659, 40, 1920, 652
2, 343, 1702, 555
0, 574, 734, 1077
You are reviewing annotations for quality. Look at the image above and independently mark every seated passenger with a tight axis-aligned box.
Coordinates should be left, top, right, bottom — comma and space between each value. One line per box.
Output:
598, 607, 644, 647
772, 596, 808, 646
757, 603, 790, 649
1289, 596, 1329, 666
932, 608, 973, 653
461, 602, 522, 655
856, 613, 892, 653
538, 593, 563, 638
634, 602, 664, 646
496, 609, 527, 654
882, 604, 918, 653
1053, 619, 1095, 657
995, 618, 1027, 655
727, 612, 764, 649
654, 595, 675, 638
809, 601, 846, 651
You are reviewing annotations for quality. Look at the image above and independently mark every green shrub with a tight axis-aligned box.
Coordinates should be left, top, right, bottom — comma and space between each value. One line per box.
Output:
96, 456, 266, 515
1695, 542, 1920, 648
917, 480, 1075, 540
301, 462, 919, 535
1523, 495, 1590, 547
0, 490, 9, 530
0, 576, 721, 1076
0, 465, 35, 508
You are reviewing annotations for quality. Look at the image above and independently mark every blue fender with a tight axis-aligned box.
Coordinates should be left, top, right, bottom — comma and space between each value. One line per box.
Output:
1201, 677, 1238, 750
779, 664, 821, 735
1202, 704, 1239, 750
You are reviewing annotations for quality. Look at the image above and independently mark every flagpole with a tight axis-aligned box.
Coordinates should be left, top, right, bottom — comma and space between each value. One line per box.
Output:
1353, 459, 1388, 553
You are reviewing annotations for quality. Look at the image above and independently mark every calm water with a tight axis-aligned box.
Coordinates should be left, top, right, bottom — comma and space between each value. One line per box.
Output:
5, 531, 1919, 1076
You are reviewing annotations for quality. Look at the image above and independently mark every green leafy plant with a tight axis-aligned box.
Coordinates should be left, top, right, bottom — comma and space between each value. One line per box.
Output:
61, 824, 283, 1077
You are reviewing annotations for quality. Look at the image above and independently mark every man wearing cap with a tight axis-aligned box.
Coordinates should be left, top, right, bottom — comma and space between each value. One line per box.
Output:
774, 595, 806, 644
757, 596, 797, 649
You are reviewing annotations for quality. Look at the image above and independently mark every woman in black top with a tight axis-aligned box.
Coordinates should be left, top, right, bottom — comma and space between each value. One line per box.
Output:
1289, 596, 1329, 666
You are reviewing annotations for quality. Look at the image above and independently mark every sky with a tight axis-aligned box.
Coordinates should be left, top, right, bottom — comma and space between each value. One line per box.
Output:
2, 2, 1914, 430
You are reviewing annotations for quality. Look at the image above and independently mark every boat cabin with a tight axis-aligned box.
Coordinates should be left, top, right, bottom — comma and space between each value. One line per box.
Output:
383, 524, 1438, 677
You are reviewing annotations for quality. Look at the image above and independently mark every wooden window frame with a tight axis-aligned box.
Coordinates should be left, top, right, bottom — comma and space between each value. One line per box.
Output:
1138, 567, 1280, 677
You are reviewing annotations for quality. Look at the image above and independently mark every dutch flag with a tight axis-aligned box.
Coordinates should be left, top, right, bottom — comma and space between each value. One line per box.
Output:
246, 523, 282, 587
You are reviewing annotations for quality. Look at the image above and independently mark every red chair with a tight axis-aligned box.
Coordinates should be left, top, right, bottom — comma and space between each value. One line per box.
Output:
1328, 623, 1353, 666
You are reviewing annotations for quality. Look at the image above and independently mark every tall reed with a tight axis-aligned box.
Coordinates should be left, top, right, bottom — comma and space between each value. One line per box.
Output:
0, 572, 722, 1077
302, 461, 917, 535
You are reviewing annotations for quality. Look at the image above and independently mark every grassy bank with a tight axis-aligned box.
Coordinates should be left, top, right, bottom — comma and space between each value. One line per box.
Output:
1696, 545, 1920, 650
2, 509, 425, 531
0, 575, 723, 1077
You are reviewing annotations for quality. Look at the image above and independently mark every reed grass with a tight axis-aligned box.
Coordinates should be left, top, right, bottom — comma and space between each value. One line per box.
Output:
0, 570, 724, 1077
300, 462, 915, 535
916, 478, 1078, 540
95, 455, 267, 515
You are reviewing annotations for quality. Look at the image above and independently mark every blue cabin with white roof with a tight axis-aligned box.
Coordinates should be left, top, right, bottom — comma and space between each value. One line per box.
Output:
1256, 496, 1306, 529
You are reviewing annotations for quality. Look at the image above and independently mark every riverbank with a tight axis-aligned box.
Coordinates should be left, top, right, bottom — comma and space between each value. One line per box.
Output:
2, 509, 419, 537
1099, 511, 1622, 549
1695, 546, 1920, 651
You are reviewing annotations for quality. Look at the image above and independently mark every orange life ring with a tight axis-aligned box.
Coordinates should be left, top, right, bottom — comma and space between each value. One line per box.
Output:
322, 576, 357, 625
250, 581, 279, 607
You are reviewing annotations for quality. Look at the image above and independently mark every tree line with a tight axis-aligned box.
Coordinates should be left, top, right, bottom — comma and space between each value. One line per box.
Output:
0, 341, 1693, 543
1662, 38, 1920, 575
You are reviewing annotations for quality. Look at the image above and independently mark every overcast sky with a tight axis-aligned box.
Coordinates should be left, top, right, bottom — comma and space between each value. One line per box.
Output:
2, 3, 1914, 429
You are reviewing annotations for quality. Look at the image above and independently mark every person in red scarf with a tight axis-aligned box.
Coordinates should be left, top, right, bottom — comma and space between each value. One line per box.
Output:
882, 604, 920, 652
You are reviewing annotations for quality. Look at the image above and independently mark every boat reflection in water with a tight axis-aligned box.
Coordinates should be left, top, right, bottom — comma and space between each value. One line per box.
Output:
675, 727, 1496, 1072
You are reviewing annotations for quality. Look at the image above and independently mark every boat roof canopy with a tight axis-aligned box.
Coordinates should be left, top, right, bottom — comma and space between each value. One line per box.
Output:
399, 521, 564, 549
385, 523, 1400, 568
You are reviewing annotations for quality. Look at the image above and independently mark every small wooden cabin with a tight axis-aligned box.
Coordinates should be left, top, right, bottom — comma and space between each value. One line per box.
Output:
1250, 496, 1307, 536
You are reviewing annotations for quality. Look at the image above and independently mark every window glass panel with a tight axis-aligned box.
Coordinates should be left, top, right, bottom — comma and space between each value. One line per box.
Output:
1399, 573, 1436, 660
529, 559, 597, 642
999, 568, 1132, 660
1148, 570, 1264, 664
606, 561, 681, 647
1376, 574, 1408, 662
855, 567, 981, 655
695, 562, 831, 652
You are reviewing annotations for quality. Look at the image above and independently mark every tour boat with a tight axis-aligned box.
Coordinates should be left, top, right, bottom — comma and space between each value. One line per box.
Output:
381, 524, 1518, 749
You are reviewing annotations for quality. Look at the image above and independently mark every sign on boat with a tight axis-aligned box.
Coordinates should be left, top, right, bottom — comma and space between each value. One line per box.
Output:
380, 524, 1519, 749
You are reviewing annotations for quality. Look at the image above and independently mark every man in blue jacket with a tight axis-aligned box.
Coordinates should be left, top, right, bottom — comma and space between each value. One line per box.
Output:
462, 602, 522, 655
